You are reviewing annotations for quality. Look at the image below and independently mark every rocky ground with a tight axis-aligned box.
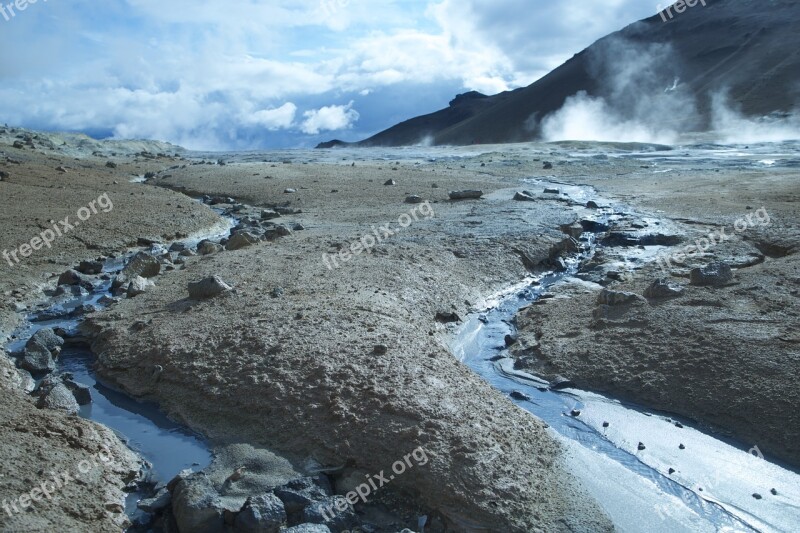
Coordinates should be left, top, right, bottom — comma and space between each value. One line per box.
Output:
1, 129, 798, 532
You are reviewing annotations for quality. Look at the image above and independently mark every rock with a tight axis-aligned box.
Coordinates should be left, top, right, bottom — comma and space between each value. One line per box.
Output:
226, 232, 260, 251
638, 442, 646, 451
570, 409, 582, 417
679, 444, 686, 450
198, 240, 224, 255
753, 493, 763, 500
114, 252, 161, 289
57, 269, 85, 286
35, 379, 80, 414
169, 242, 188, 253
188, 276, 233, 300
668, 468, 676, 475
596, 289, 646, 306
274, 207, 302, 215
127, 276, 152, 298
13, 140, 25, 149
771, 488, 778, 496
171, 472, 225, 533
644, 279, 685, 299
62, 375, 92, 405
559, 223, 584, 239
690, 262, 734, 286
282, 525, 331, 533
579, 219, 610, 233
261, 209, 281, 220
0, 170, 9, 180
301, 497, 357, 530
284, 188, 297, 194
405, 195, 424, 204
543, 187, 560, 194
77, 260, 103, 275
373, 345, 388, 355
273, 477, 332, 515
514, 191, 536, 202
106, 161, 117, 168
435, 311, 460, 323
263, 226, 293, 241
270, 287, 284, 298
550, 376, 576, 390
549, 237, 580, 259
54, 284, 88, 298
543, 162, 553, 170
28, 328, 65, 353
504, 334, 518, 347
20, 340, 57, 374
384, 179, 396, 186
586, 200, 600, 209
510, 391, 531, 401
448, 190, 483, 200
234, 494, 287, 533
138, 488, 172, 513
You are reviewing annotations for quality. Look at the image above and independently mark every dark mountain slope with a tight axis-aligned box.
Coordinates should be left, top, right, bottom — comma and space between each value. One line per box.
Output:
344, 0, 800, 147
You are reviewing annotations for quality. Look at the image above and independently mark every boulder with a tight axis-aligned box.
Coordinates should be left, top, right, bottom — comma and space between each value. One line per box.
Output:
188, 276, 233, 300
169, 242, 188, 253
127, 276, 152, 298
513, 191, 536, 202
226, 232, 260, 251
273, 477, 331, 515
57, 269, 92, 287
234, 494, 287, 533
301, 497, 357, 531
138, 488, 172, 513
198, 240, 224, 255
28, 328, 65, 353
282, 525, 331, 533
559, 222, 584, 239
261, 209, 281, 220
405, 195, 424, 204
690, 262, 734, 286
263, 226, 292, 241
448, 190, 483, 200
543, 161, 553, 169
435, 311, 460, 323
644, 279, 685, 299
77, 260, 103, 275
114, 252, 161, 289
171, 473, 225, 533
20, 340, 57, 374
384, 179, 396, 186
596, 289, 647, 306
62, 375, 92, 405
35, 380, 80, 414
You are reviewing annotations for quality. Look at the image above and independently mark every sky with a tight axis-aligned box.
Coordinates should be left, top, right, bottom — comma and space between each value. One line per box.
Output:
0, 0, 660, 150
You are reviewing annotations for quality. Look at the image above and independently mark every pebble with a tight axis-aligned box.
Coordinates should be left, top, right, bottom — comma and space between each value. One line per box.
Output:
638, 442, 646, 451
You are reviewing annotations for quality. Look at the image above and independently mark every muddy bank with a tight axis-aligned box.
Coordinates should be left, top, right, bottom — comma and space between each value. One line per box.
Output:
0, 128, 221, 531
84, 165, 614, 531
510, 168, 800, 466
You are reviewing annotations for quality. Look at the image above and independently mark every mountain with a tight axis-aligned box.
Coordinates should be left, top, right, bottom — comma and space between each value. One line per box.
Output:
327, 0, 800, 147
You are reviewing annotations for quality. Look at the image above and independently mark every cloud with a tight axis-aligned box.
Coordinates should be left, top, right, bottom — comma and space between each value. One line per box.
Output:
0, 0, 665, 149
244, 103, 298, 130
301, 101, 360, 134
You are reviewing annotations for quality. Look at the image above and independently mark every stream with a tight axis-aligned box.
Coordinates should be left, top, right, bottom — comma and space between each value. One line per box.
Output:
3, 176, 799, 532
449, 183, 800, 533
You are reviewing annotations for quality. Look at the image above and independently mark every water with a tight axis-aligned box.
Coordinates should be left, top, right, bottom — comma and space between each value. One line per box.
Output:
449, 187, 800, 532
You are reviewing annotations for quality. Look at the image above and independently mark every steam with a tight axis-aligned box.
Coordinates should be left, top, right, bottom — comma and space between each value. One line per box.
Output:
539, 36, 799, 145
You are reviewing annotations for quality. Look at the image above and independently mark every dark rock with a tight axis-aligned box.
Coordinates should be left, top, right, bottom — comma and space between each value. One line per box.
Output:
273, 477, 332, 515
543, 187, 560, 194
752, 493, 763, 500
138, 488, 172, 513
301, 497, 357, 530
20, 340, 56, 374
643, 279, 685, 299
560, 222, 584, 239
550, 376, 576, 390
513, 191, 536, 202
189, 276, 233, 300
28, 328, 64, 353
679, 444, 686, 450
586, 200, 600, 209
580, 219, 610, 233
77, 260, 103, 275
543, 162, 553, 170
602, 422, 610, 428
0, 170, 9, 180
261, 209, 281, 220
169, 242, 188, 253
504, 334, 517, 347
668, 468, 676, 475
638, 443, 646, 451
106, 161, 117, 168
373, 345, 388, 355
570, 409, 582, 417
57, 270, 86, 287
35, 378, 80, 414
510, 390, 531, 401
384, 179, 396, 186
171, 472, 225, 533
448, 190, 483, 200
270, 287, 284, 298
235, 494, 287, 533
226, 232, 260, 251
198, 240, 224, 255
282, 525, 331, 533
597, 289, 646, 306
405, 195, 424, 204
263, 226, 292, 241
435, 311, 460, 323
690, 262, 734, 286
63, 375, 92, 405
771, 488, 778, 496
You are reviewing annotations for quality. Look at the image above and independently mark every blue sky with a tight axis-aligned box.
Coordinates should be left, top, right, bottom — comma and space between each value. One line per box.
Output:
0, 0, 660, 150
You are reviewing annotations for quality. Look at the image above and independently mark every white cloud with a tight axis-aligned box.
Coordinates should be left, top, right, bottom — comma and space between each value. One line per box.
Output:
301, 101, 360, 134
244, 103, 298, 130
